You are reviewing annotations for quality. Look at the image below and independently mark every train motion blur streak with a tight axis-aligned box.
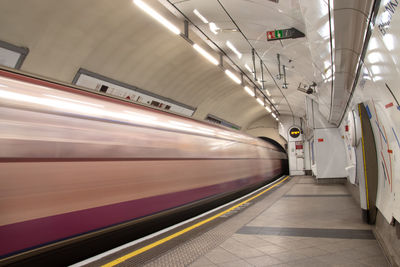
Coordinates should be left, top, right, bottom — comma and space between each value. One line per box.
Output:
0, 70, 287, 260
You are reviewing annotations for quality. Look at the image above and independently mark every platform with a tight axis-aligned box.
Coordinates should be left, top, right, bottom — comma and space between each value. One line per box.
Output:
78, 176, 389, 266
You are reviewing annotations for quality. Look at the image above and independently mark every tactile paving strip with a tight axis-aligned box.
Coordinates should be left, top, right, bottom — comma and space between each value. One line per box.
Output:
123, 177, 297, 267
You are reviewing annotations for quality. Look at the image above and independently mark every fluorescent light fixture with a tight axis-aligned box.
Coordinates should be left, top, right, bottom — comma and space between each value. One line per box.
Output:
244, 86, 255, 97
225, 70, 241, 84
134, 0, 181, 35
209, 22, 220, 34
271, 113, 277, 118
245, 64, 252, 73
226, 41, 242, 59
193, 9, 208, 24
256, 98, 264, 106
265, 89, 271, 96
193, 44, 219, 65
265, 105, 271, 113
271, 98, 275, 104
275, 117, 279, 121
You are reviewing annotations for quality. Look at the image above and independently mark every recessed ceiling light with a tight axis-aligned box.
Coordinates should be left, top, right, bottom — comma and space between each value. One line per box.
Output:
226, 41, 242, 59
193, 9, 209, 24
209, 22, 220, 34
256, 98, 264, 106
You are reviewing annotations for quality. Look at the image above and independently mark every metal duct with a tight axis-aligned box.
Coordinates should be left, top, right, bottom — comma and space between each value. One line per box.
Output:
300, 0, 373, 126
329, 0, 374, 125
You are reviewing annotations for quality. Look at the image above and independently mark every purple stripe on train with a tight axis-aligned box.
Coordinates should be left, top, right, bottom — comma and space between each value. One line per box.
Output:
0, 170, 281, 257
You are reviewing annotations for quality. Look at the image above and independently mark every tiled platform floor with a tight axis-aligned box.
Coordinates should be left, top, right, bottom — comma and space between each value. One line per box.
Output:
189, 176, 389, 267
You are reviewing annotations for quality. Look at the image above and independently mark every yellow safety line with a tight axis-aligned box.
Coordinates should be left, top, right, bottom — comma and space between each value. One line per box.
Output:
358, 104, 370, 210
103, 176, 290, 267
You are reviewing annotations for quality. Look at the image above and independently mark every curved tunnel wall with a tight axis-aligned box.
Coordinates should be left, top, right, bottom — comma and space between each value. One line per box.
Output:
0, 0, 278, 132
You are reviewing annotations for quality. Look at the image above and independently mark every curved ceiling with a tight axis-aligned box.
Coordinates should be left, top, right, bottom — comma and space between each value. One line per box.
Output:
0, 0, 278, 129
0, 0, 373, 130
168, 0, 315, 117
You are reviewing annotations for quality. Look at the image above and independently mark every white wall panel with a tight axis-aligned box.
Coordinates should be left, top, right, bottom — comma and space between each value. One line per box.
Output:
314, 128, 347, 178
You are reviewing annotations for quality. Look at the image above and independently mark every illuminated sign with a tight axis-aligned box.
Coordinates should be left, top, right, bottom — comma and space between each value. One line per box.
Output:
289, 127, 301, 138
266, 28, 305, 41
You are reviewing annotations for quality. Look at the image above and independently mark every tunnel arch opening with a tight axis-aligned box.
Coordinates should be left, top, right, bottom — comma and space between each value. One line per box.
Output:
258, 136, 286, 153
258, 136, 289, 175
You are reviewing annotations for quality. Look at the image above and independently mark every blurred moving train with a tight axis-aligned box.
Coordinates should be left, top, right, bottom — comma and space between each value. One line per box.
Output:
0, 69, 287, 264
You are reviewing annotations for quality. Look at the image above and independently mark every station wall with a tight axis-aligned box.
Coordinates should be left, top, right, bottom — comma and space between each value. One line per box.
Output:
339, 0, 400, 224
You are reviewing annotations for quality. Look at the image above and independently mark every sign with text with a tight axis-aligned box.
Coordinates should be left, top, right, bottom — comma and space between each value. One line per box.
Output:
267, 27, 305, 41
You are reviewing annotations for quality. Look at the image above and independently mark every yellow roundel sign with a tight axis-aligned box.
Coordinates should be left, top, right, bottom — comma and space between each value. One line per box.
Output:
290, 127, 301, 138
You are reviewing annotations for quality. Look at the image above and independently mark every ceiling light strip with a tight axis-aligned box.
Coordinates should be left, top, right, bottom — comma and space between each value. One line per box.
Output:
145, 1, 281, 116
209, 22, 220, 34
134, 0, 180, 35
225, 70, 241, 84
226, 41, 242, 59
193, 44, 219, 65
193, 9, 209, 24
244, 86, 255, 97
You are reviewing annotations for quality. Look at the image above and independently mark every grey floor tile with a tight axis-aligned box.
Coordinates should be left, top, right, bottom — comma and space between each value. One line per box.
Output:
257, 244, 289, 255
294, 247, 330, 257
331, 262, 368, 267
228, 246, 265, 259
354, 244, 385, 257
357, 255, 390, 267
244, 254, 283, 266
220, 238, 252, 251
319, 242, 351, 253
286, 257, 330, 267
275, 240, 313, 250
190, 256, 218, 267
270, 251, 308, 263
315, 253, 360, 265
333, 248, 374, 260
205, 247, 241, 264
216, 259, 253, 267
232, 234, 274, 248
